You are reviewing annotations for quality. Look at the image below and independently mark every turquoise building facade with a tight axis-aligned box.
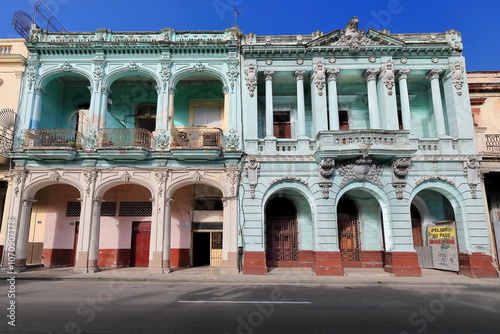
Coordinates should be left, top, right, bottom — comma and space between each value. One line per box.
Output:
1, 18, 498, 277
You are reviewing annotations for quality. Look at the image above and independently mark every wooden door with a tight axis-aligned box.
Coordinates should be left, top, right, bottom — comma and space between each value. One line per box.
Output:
130, 222, 151, 267
338, 217, 361, 264
266, 217, 299, 267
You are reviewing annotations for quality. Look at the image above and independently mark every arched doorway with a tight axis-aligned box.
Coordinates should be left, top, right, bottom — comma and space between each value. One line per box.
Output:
265, 197, 299, 267
337, 197, 361, 266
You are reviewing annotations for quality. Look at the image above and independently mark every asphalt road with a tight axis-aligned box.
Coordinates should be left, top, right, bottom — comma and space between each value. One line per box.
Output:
1, 280, 499, 333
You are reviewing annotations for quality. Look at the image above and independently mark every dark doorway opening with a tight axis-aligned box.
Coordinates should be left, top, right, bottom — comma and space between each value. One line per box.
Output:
130, 221, 151, 267
192, 232, 211, 267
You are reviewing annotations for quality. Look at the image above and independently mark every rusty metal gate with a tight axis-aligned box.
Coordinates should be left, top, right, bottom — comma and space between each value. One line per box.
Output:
338, 218, 361, 262
266, 217, 299, 267
210, 231, 223, 267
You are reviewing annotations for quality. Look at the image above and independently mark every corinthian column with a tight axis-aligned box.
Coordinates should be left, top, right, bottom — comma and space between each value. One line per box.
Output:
295, 70, 307, 137
264, 70, 275, 138
427, 69, 446, 136
327, 69, 340, 130
397, 69, 412, 132
364, 68, 381, 129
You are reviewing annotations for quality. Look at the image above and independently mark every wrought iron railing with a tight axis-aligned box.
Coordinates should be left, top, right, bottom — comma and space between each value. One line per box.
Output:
485, 134, 500, 151
171, 127, 223, 150
97, 128, 152, 149
23, 129, 81, 149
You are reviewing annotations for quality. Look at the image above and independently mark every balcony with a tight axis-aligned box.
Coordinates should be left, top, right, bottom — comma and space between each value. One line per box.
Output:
22, 129, 81, 160
170, 127, 223, 160
485, 134, 500, 152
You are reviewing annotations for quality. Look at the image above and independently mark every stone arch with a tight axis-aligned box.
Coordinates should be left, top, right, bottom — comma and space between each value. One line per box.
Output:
103, 66, 162, 90
95, 177, 155, 199
334, 182, 393, 251
36, 67, 93, 91
166, 176, 228, 199
170, 65, 228, 89
23, 177, 84, 200
409, 180, 469, 252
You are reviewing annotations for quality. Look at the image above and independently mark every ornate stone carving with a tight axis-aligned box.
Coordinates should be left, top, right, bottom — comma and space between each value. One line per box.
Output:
313, 62, 326, 96
50, 171, 61, 182
128, 61, 139, 72
319, 158, 335, 199
269, 177, 308, 187
11, 170, 28, 197
245, 156, 260, 199
192, 171, 202, 182
226, 61, 239, 92
337, 151, 384, 188
296, 58, 304, 65
165, 198, 174, 207
122, 171, 131, 182
245, 64, 257, 97
83, 171, 98, 196
464, 156, 480, 199
154, 171, 168, 198
451, 61, 464, 96
431, 57, 439, 64
329, 57, 336, 63
400, 57, 408, 64
84, 129, 97, 151
160, 61, 171, 92
225, 128, 240, 150
326, 68, 340, 82
61, 61, 73, 72
427, 68, 442, 81
392, 158, 411, 199
265, 59, 273, 65
26, 61, 39, 91
415, 176, 455, 186
397, 69, 410, 81
381, 60, 395, 95
364, 68, 380, 82
93, 57, 105, 93
226, 171, 240, 197
294, 70, 306, 81
155, 129, 169, 150
194, 61, 205, 72
263, 70, 274, 81
331, 17, 377, 52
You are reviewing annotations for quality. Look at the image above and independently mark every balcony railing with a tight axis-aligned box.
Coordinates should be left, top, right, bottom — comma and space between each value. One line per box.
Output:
23, 129, 81, 149
97, 128, 152, 150
485, 134, 500, 151
171, 127, 223, 150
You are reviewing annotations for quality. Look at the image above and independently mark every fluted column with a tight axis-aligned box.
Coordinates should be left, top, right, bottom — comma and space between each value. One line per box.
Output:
327, 68, 340, 130
264, 71, 275, 138
162, 198, 173, 273
364, 68, 381, 129
428, 69, 446, 136
88, 198, 103, 273
397, 69, 412, 132
295, 70, 307, 137
31, 88, 44, 129
99, 87, 111, 129
14, 199, 35, 270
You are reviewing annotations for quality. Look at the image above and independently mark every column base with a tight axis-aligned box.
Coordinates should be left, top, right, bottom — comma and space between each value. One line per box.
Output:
313, 251, 344, 276
87, 259, 100, 273
242, 251, 267, 275
14, 259, 28, 272
459, 253, 499, 278
146, 251, 164, 273
162, 259, 173, 273
384, 252, 422, 277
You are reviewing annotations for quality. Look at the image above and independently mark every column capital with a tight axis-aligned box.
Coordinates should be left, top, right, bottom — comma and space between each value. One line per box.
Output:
397, 69, 411, 80
168, 87, 176, 95
34, 86, 46, 96
427, 68, 442, 81
101, 87, 112, 95
326, 68, 340, 82
364, 68, 380, 82
165, 198, 174, 207
21, 198, 37, 208
92, 198, 104, 208
294, 70, 306, 81
263, 70, 274, 81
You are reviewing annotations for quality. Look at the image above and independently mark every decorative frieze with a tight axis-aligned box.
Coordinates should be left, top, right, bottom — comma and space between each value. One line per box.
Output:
392, 158, 411, 199
245, 64, 257, 97
245, 156, 260, 199
415, 176, 455, 186
337, 151, 384, 188
313, 61, 326, 96
381, 60, 395, 95
269, 177, 308, 187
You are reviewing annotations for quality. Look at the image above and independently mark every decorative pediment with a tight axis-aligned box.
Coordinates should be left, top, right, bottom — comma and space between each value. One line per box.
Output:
307, 17, 404, 51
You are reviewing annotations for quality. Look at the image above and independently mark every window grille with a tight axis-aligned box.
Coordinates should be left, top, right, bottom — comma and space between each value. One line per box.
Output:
118, 201, 152, 217
101, 202, 117, 216
66, 202, 81, 217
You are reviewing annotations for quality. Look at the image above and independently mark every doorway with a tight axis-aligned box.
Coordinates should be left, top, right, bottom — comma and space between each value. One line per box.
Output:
130, 221, 151, 267
72, 222, 79, 266
337, 197, 361, 266
192, 231, 223, 267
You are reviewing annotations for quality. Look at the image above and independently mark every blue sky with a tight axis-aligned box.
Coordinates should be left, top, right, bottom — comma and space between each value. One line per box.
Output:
0, 0, 497, 71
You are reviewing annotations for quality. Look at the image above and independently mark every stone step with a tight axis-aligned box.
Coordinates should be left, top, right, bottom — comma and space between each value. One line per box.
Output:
267, 268, 316, 276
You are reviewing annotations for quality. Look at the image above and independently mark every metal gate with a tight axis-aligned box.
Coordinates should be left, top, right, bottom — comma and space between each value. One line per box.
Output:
338, 218, 361, 262
266, 217, 299, 267
210, 231, 223, 267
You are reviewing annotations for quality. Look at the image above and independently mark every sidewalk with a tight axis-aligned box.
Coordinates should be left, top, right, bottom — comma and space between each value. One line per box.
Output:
2, 266, 499, 286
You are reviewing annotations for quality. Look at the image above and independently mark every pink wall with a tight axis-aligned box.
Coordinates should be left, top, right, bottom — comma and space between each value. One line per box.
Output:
40, 185, 80, 249
171, 185, 194, 249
